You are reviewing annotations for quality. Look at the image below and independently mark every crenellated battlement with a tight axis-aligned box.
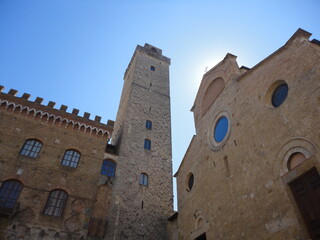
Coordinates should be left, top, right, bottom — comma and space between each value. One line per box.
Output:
0, 86, 114, 139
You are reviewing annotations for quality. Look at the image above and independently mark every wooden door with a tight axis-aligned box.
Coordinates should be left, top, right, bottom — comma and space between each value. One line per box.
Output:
290, 167, 320, 239
195, 233, 206, 240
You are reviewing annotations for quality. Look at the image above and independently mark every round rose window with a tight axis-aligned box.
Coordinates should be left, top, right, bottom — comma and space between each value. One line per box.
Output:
214, 116, 229, 143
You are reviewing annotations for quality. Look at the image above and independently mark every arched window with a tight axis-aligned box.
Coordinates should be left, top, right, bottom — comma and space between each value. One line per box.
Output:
146, 120, 152, 130
144, 139, 151, 150
101, 159, 117, 177
20, 139, 42, 158
61, 150, 81, 168
140, 173, 148, 186
43, 189, 68, 217
0, 180, 23, 208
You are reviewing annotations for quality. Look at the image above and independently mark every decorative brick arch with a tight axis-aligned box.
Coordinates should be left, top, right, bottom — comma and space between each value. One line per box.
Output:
0, 99, 111, 138
277, 137, 317, 176
191, 209, 210, 239
201, 77, 225, 116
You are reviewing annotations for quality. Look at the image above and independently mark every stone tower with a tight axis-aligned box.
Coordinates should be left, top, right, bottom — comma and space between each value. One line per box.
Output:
106, 44, 173, 239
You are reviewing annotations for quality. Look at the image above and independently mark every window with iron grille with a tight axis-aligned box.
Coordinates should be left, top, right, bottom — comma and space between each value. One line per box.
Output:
20, 139, 42, 158
0, 180, 23, 209
146, 120, 152, 130
187, 173, 194, 191
140, 173, 148, 186
272, 83, 288, 107
144, 139, 151, 150
43, 189, 68, 217
101, 159, 116, 177
61, 150, 80, 168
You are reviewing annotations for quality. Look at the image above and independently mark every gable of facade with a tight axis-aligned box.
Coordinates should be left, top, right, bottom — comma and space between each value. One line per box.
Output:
175, 28, 320, 240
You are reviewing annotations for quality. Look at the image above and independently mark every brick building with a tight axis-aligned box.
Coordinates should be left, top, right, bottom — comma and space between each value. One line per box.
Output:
172, 29, 320, 239
0, 44, 173, 239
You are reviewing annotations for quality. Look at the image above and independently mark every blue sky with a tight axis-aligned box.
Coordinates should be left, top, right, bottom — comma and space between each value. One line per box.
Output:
1, 0, 319, 209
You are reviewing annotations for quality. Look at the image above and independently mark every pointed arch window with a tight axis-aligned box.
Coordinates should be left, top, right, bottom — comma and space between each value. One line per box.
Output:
61, 150, 81, 168
0, 180, 23, 209
43, 189, 68, 217
101, 159, 117, 177
140, 173, 148, 186
20, 139, 42, 158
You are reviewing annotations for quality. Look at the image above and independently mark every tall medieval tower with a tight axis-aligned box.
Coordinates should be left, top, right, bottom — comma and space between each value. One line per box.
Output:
105, 44, 173, 239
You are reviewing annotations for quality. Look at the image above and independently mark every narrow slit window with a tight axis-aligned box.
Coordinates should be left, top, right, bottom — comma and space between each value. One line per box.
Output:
146, 120, 152, 130
140, 173, 148, 186
144, 139, 151, 150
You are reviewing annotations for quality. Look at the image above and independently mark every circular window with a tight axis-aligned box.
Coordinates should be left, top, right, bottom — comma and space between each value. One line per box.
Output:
186, 173, 194, 191
272, 83, 288, 107
209, 110, 232, 150
214, 116, 229, 143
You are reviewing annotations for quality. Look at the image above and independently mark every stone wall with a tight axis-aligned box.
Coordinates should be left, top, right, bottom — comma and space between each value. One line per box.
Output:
0, 91, 113, 240
106, 44, 174, 239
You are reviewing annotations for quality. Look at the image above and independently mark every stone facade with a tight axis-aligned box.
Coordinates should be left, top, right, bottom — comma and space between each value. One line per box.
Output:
173, 29, 320, 239
105, 44, 173, 239
0, 44, 173, 239
0, 89, 113, 239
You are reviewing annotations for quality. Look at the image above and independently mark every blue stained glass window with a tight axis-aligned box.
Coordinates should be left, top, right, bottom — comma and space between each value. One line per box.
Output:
214, 116, 229, 143
0, 180, 23, 209
101, 159, 116, 177
272, 84, 288, 107
144, 139, 151, 150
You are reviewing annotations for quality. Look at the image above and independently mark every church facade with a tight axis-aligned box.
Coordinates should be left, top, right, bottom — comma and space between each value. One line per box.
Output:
173, 29, 320, 240
0, 44, 173, 239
